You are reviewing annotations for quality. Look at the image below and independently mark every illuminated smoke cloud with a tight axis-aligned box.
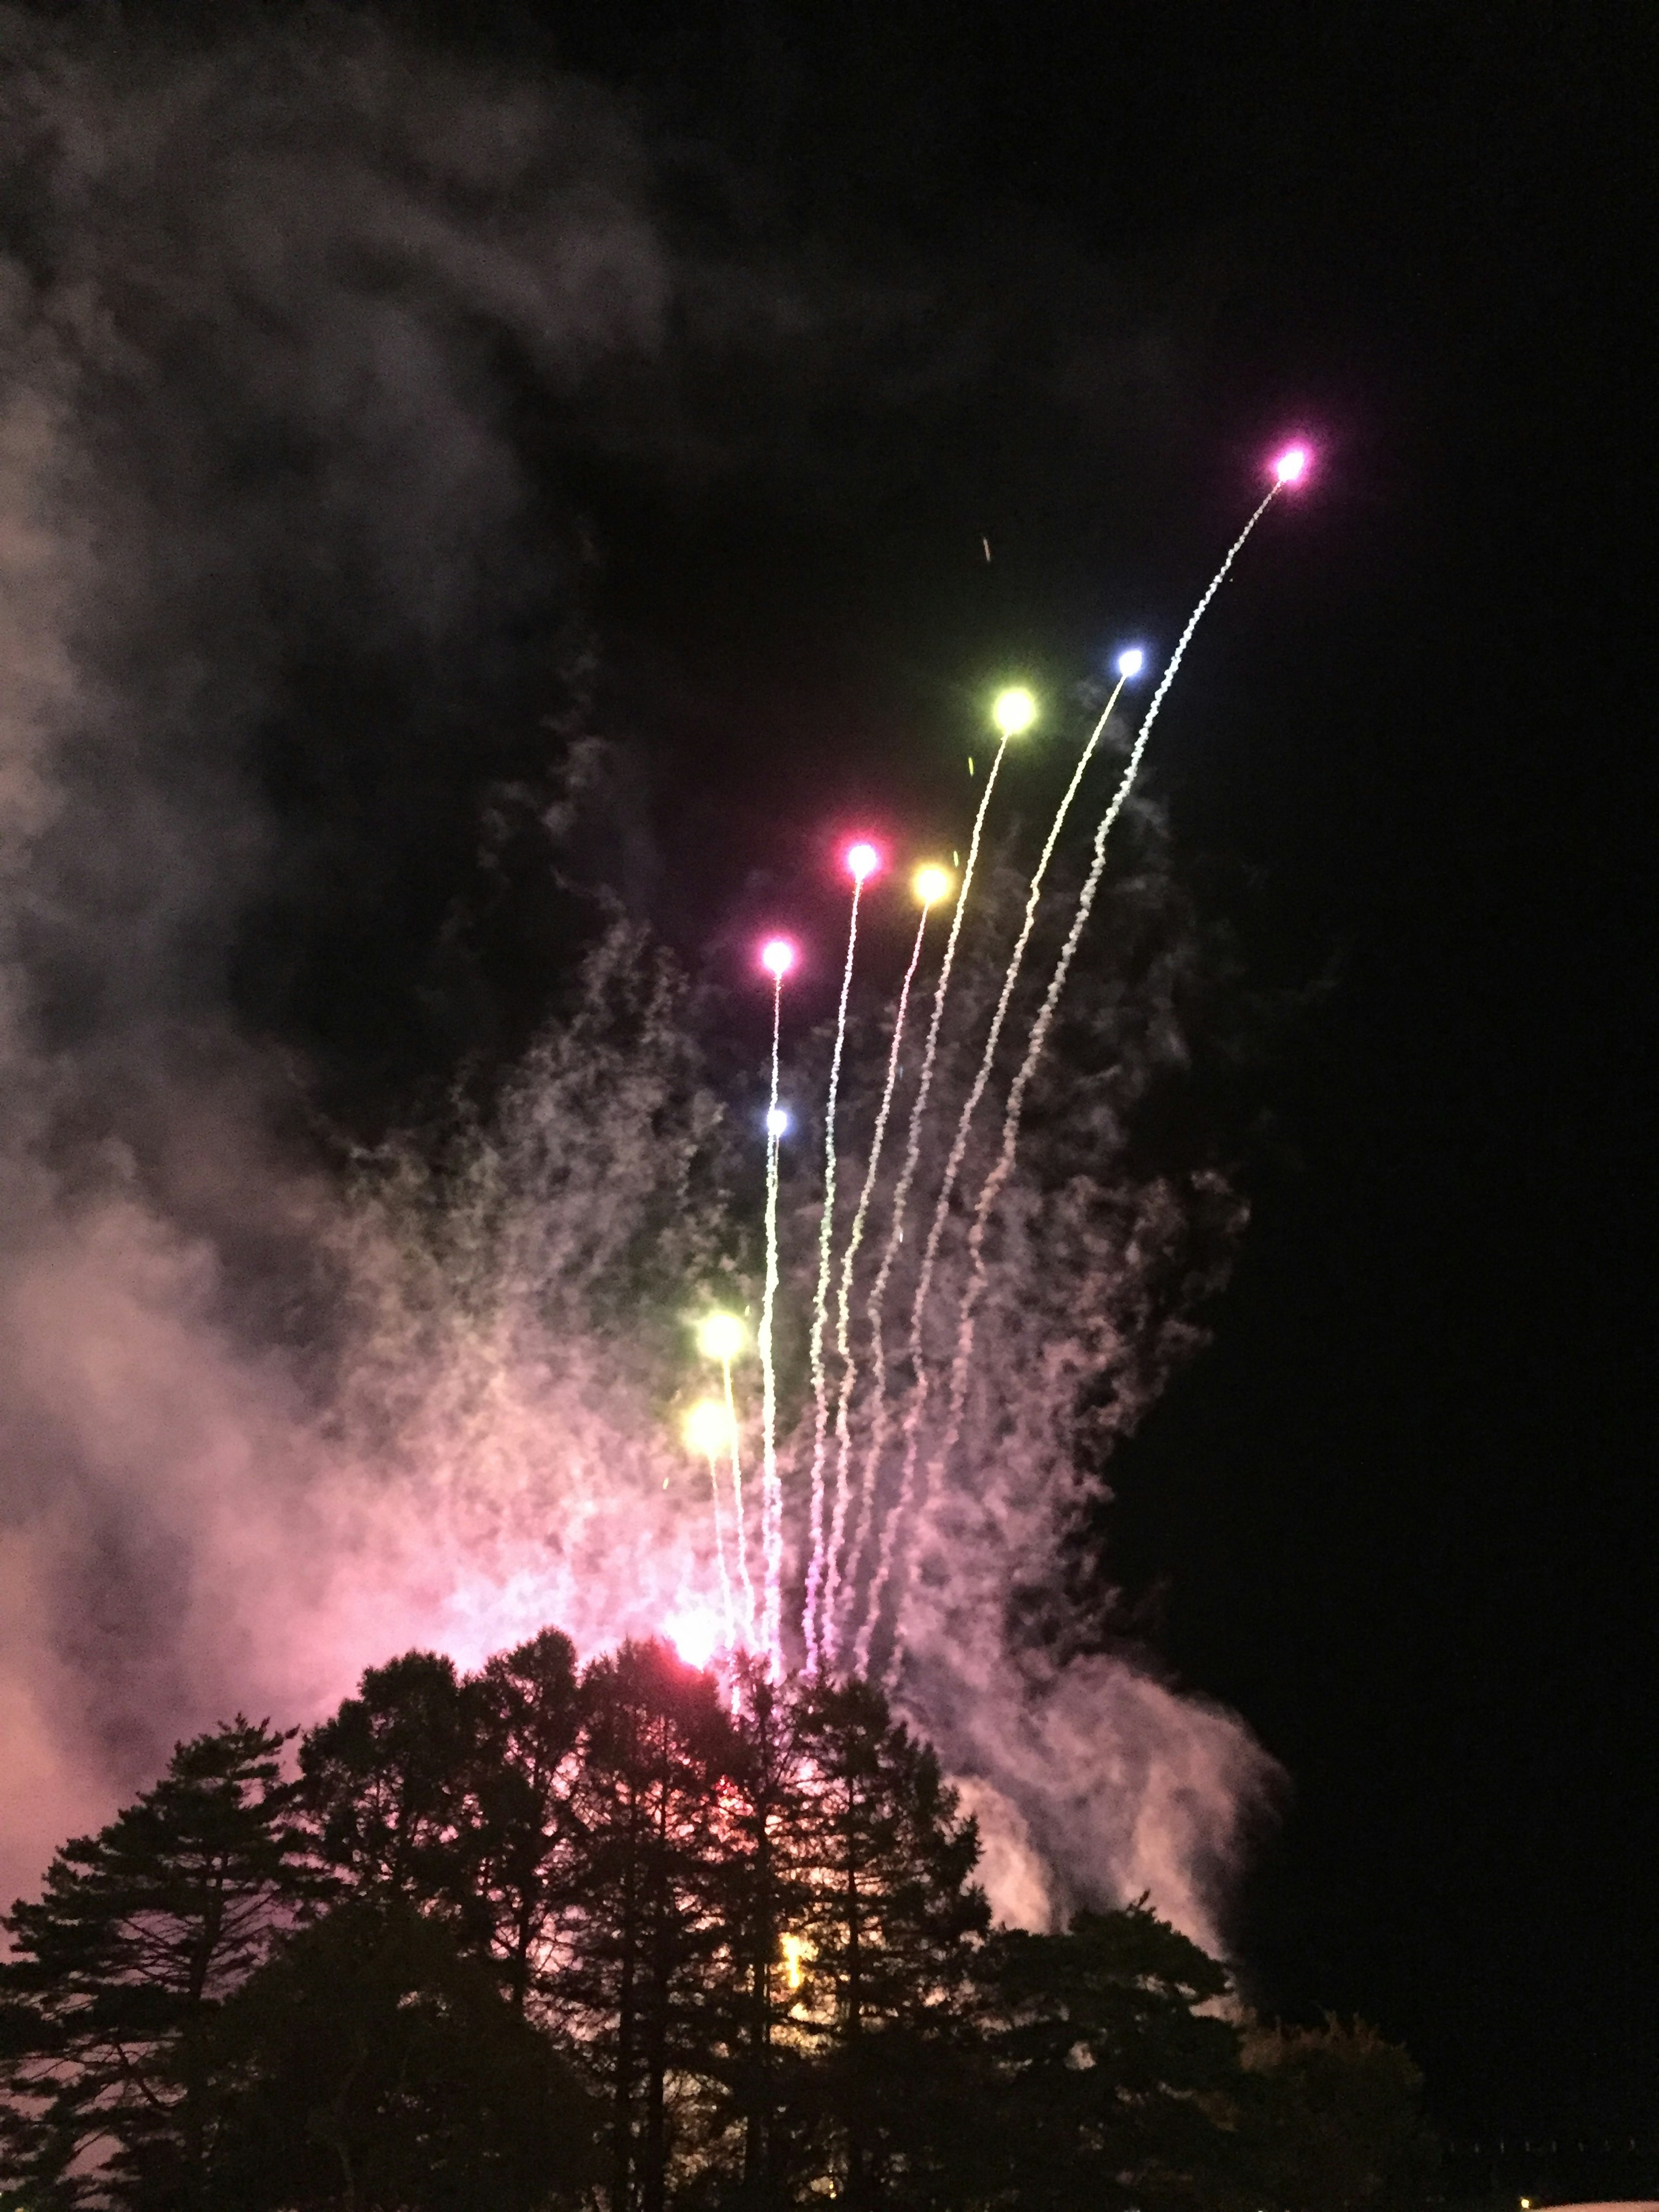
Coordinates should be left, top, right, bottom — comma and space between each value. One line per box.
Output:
0, 6, 669, 1905
0, 10, 1276, 1952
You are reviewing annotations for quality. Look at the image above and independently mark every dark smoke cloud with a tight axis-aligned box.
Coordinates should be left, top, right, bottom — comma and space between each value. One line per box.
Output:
0, 6, 1274, 1947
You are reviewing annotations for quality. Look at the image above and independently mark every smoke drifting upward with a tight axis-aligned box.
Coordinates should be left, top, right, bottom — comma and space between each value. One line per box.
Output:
0, 9, 1276, 1948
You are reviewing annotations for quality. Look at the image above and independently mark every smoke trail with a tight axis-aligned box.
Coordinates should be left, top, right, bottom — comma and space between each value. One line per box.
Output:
913, 486, 1285, 1595
720, 1354, 756, 1651
703, 1440, 736, 1652
818, 897, 931, 1666
759, 971, 787, 1674
801, 866, 870, 1671
845, 738, 1011, 1678
854, 694, 1119, 1688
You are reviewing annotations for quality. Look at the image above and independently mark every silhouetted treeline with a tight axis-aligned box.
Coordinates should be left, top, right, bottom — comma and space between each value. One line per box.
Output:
0, 1632, 1437, 2211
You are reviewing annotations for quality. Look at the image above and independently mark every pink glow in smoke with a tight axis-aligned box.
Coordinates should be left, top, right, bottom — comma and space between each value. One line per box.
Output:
760, 937, 797, 979
663, 1605, 721, 1670
844, 840, 881, 883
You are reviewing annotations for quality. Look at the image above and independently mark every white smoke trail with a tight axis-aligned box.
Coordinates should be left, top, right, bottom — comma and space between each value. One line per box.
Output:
759, 972, 786, 1675
909, 486, 1284, 1612
720, 1354, 756, 1651
845, 737, 1011, 1678
802, 868, 867, 1672
703, 1442, 736, 1653
818, 896, 931, 1667
892, 676, 1127, 1555
858, 690, 1122, 1690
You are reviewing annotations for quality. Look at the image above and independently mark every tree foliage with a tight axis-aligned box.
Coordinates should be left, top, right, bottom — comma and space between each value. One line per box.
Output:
205, 1896, 594, 2212
0, 1634, 1440, 2212
0, 1717, 312, 2209
968, 1906, 1238, 2212
1234, 2015, 1442, 2212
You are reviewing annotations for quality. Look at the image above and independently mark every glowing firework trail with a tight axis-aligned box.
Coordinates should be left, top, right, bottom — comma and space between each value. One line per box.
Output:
854, 685, 1127, 1682
692, 1319, 754, 1651
916, 478, 1296, 1586
719, 1360, 754, 1650
845, 695, 1030, 1679
690, 1418, 737, 1650
757, 939, 795, 1675
817, 873, 944, 1667
804, 844, 880, 1672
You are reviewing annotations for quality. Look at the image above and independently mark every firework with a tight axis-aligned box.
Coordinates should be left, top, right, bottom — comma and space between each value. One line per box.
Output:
803, 842, 882, 1671
864, 674, 1144, 1685
757, 937, 797, 1674
694, 1312, 753, 1652
683, 1394, 737, 1650
845, 692, 1033, 1678
817, 866, 949, 1668
909, 477, 1294, 1609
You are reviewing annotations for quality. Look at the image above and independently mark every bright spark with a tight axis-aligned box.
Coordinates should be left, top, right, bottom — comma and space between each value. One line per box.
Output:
1274, 443, 1310, 486
779, 1932, 813, 1991
912, 862, 953, 906
695, 1312, 746, 1363
991, 685, 1038, 736
683, 1398, 735, 1457
758, 941, 791, 1673
1115, 646, 1146, 678
844, 840, 880, 882
664, 1607, 721, 1671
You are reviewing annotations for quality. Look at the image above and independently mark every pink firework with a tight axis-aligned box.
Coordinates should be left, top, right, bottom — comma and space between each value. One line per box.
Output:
1273, 443, 1311, 486
844, 839, 881, 884
760, 937, 797, 980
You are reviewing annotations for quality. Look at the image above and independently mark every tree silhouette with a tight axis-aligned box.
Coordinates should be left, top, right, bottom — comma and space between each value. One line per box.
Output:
463, 1628, 588, 2015
968, 1905, 1238, 2212
299, 1652, 480, 1909
0, 1628, 1441, 2212
0, 1718, 312, 2210
205, 1894, 595, 2212
786, 1677, 990, 2211
556, 1640, 736, 2212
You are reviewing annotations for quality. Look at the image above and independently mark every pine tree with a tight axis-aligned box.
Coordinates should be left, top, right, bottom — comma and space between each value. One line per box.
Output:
786, 1679, 990, 2211
463, 1629, 588, 2015
0, 1631, 1301, 2212
969, 1904, 1240, 2212
0, 1718, 313, 2211
555, 1640, 737, 2212
299, 1651, 482, 1913
204, 1894, 597, 2212
693, 1662, 818, 2207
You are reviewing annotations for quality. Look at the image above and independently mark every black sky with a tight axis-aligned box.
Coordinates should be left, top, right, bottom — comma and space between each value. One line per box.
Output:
19, 0, 1655, 2175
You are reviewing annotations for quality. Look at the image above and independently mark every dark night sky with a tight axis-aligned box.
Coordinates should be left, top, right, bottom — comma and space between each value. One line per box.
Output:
15, 0, 1655, 2169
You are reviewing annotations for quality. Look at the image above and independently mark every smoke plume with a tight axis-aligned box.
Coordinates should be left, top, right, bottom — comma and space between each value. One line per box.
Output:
0, 8, 1275, 1950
